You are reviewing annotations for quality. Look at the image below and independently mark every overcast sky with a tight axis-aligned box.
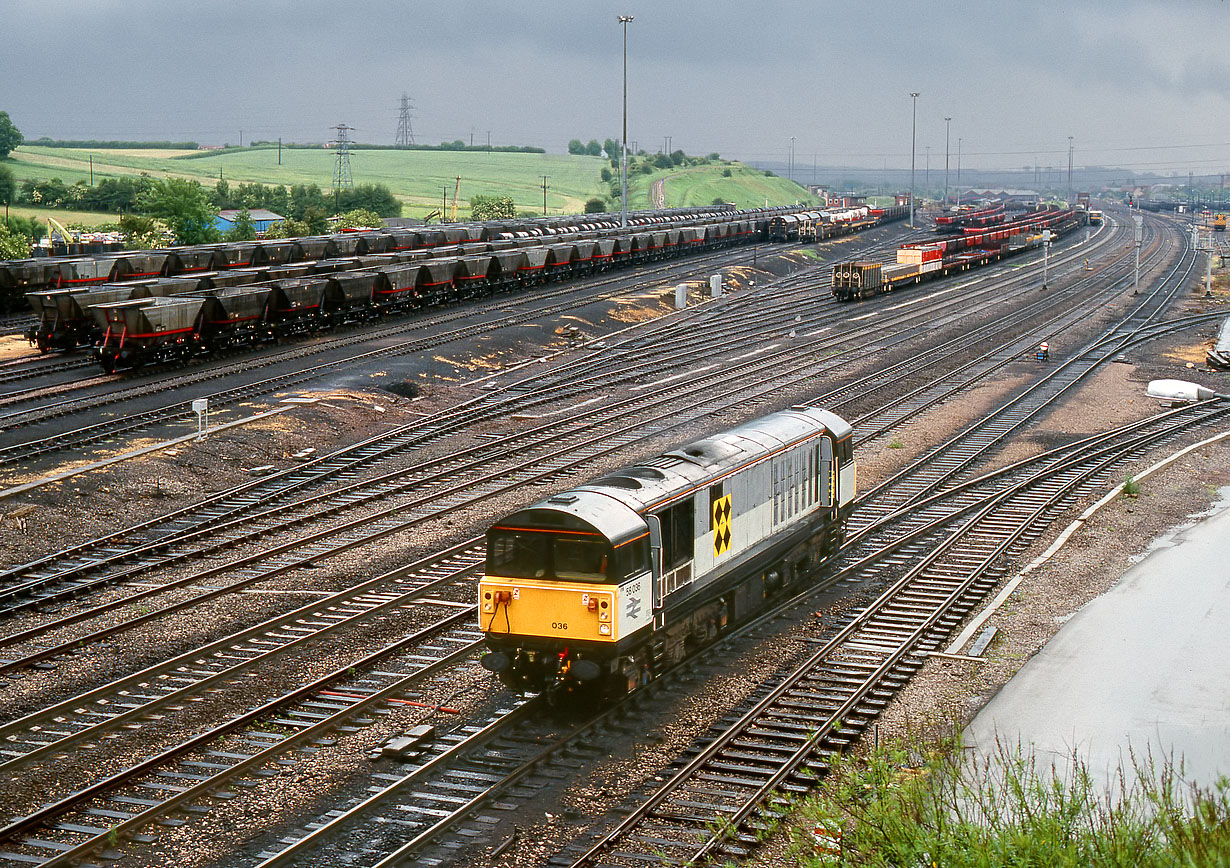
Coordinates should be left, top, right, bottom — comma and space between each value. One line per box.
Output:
5, 1, 1228, 177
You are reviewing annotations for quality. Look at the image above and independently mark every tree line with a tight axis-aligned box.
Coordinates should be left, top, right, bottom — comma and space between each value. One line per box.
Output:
26, 137, 200, 150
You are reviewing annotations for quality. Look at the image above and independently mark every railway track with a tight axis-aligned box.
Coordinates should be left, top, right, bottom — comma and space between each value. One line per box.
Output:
558, 399, 1230, 868
0, 229, 902, 460
0, 313, 35, 338
852, 218, 1196, 536
242, 402, 1230, 868
0, 206, 1200, 860
0, 211, 1148, 660
0, 214, 1129, 637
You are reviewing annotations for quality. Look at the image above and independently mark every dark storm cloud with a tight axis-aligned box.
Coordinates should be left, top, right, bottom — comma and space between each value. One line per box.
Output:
4, 0, 1228, 173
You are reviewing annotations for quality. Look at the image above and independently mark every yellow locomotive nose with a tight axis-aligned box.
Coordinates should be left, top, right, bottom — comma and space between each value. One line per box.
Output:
479, 578, 617, 642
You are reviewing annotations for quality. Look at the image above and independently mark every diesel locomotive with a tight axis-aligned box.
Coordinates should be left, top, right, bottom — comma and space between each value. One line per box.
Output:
478, 406, 855, 703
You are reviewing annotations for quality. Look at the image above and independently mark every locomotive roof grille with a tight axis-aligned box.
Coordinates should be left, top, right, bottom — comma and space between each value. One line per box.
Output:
622, 466, 668, 479
593, 475, 644, 489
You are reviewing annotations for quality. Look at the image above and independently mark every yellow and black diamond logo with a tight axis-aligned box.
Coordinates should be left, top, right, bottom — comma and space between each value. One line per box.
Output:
712, 494, 732, 557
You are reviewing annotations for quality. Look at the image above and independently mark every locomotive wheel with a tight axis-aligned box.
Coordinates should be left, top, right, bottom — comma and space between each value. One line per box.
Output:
100, 354, 116, 374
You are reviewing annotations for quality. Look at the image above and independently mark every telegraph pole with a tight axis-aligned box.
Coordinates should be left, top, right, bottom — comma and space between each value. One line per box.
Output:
542, 176, 548, 216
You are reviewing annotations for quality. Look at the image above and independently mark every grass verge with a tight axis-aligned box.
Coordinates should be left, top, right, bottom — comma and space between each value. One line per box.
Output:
779, 727, 1230, 866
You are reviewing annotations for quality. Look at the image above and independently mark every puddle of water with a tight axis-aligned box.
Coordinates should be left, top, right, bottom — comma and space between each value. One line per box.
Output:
967, 485, 1230, 798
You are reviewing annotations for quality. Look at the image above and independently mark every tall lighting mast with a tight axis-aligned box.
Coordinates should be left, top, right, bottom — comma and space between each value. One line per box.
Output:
619, 15, 634, 227
943, 117, 952, 209
909, 92, 920, 227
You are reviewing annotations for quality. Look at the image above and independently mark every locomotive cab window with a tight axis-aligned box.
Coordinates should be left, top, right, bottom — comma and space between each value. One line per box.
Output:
486, 529, 620, 583
487, 531, 549, 578
554, 537, 609, 580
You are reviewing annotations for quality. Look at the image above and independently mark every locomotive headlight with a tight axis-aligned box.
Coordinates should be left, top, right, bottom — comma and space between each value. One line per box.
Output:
599, 623, 611, 635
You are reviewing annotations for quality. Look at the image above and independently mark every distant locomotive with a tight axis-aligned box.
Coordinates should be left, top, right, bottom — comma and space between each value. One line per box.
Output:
832, 207, 1086, 301
478, 406, 855, 703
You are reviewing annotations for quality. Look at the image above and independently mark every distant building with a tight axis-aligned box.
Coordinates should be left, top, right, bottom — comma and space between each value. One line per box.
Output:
212, 209, 285, 234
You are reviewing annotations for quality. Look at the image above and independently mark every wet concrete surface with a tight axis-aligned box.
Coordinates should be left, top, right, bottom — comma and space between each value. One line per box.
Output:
967, 487, 1230, 791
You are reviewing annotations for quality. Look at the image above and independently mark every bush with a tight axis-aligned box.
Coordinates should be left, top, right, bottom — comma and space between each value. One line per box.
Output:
0, 112, 25, 159
0, 221, 32, 259
262, 218, 311, 239
790, 729, 1230, 867
4, 215, 43, 243
722, 168, 733, 177
223, 207, 257, 241
584, 197, 607, 213
332, 208, 383, 231
470, 195, 516, 221
0, 164, 14, 205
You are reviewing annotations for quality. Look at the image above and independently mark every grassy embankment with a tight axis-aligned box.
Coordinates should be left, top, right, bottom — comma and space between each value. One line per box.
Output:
771, 729, 1230, 867
3, 147, 817, 225
634, 163, 823, 210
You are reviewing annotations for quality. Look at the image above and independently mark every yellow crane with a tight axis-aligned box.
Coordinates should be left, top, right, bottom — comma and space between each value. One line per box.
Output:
449, 175, 461, 223
47, 215, 78, 247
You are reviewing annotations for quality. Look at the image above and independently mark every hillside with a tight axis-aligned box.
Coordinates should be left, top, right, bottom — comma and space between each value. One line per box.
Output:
2, 146, 819, 222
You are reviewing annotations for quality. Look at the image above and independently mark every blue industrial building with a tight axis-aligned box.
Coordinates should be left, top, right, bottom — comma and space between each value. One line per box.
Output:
212, 209, 285, 235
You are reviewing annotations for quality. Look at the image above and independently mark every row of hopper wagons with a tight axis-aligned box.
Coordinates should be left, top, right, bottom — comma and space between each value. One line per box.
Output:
831, 207, 1086, 301
25, 211, 782, 372
767, 204, 909, 242
0, 205, 773, 315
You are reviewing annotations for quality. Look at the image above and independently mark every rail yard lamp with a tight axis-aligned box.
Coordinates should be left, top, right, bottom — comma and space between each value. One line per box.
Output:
956, 137, 962, 209
619, 14, 634, 228
1067, 135, 1074, 205
1041, 229, 1051, 290
943, 117, 951, 209
1146, 379, 1229, 402
909, 92, 920, 227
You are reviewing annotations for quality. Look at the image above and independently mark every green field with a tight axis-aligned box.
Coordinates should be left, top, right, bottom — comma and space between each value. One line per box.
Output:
3, 146, 818, 220
5, 205, 119, 228
635, 164, 824, 210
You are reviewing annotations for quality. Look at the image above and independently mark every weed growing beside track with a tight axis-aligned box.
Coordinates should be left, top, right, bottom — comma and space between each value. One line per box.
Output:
784, 728, 1230, 867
